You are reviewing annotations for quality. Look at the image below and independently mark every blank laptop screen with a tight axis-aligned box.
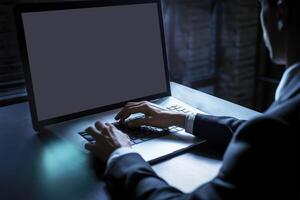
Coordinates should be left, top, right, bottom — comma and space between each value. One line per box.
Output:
21, 3, 168, 121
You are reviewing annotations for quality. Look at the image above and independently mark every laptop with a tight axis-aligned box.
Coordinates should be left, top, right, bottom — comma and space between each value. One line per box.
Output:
14, 0, 207, 164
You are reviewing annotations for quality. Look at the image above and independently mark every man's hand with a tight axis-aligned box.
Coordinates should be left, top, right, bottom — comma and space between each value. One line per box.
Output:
84, 121, 131, 162
115, 101, 186, 128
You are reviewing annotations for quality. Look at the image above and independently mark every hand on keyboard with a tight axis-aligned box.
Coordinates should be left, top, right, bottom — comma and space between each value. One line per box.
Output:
84, 121, 132, 162
115, 101, 187, 129
79, 102, 190, 147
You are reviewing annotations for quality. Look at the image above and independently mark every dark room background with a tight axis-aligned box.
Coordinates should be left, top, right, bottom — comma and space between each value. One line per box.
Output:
0, 0, 285, 112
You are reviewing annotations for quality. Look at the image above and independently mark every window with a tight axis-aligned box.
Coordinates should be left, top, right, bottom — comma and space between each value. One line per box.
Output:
0, 3, 26, 106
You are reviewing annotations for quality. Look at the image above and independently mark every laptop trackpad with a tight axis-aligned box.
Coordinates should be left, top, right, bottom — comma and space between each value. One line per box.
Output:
133, 131, 202, 163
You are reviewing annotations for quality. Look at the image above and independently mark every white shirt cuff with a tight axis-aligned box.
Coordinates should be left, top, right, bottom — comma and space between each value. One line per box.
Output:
107, 147, 138, 168
185, 113, 196, 134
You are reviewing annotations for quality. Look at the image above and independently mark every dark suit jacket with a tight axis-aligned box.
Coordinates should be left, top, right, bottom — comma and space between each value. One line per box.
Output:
104, 66, 300, 199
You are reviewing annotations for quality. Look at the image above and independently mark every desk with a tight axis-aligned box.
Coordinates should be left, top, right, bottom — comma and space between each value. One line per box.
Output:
0, 82, 260, 200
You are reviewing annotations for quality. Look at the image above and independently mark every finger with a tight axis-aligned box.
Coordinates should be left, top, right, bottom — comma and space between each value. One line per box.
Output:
105, 123, 115, 129
105, 123, 117, 135
101, 123, 116, 147
100, 126, 110, 138
115, 104, 133, 120
104, 123, 116, 137
95, 121, 111, 138
115, 102, 145, 120
95, 121, 107, 132
84, 143, 96, 151
127, 117, 152, 128
115, 109, 123, 120
104, 123, 128, 147
118, 104, 150, 123
117, 105, 142, 122
85, 126, 102, 140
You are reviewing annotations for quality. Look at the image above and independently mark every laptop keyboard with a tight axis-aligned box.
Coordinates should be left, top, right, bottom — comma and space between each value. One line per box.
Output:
79, 104, 192, 145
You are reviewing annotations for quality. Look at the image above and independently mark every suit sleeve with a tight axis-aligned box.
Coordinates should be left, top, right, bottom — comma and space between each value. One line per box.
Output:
104, 117, 294, 200
104, 152, 239, 200
192, 114, 245, 149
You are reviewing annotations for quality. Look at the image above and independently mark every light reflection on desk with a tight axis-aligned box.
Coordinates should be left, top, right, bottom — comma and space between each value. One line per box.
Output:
31, 134, 108, 200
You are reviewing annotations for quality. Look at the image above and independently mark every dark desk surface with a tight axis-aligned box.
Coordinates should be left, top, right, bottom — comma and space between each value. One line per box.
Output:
0, 82, 260, 200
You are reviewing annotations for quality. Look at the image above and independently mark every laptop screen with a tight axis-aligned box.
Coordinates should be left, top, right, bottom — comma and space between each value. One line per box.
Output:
21, 2, 168, 121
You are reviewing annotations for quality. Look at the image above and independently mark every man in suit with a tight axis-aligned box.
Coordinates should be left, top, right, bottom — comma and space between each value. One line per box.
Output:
84, 0, 300, 199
